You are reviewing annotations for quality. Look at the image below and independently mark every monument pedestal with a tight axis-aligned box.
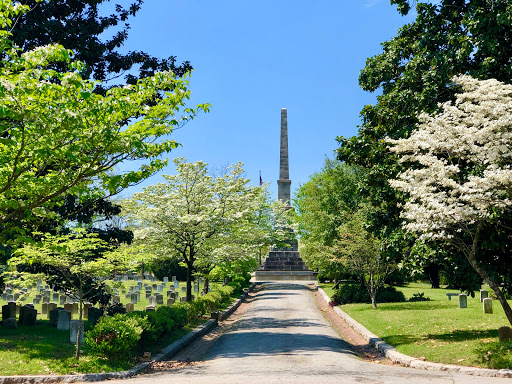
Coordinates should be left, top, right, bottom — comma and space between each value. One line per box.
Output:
254, 248, 317, 282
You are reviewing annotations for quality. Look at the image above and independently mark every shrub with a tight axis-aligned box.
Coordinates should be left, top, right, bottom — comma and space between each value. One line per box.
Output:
408, 292, 431, 302
216, 285, 234, 303
85, 314, 144, 360
333, 283, 406, 305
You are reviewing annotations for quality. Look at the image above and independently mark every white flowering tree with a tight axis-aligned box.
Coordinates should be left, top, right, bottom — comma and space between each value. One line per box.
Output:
388, 75, 512, 325
121, 158, 262, 301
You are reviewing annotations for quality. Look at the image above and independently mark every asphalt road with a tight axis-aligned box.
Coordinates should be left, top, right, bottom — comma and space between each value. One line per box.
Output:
103, 282, 512, 384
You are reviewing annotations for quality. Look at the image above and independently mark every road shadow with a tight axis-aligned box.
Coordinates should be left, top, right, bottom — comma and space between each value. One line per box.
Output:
204, 331, 354, 359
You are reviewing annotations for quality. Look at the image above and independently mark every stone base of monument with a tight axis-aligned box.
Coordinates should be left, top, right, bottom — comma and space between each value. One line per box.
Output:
253, 270, 318, 281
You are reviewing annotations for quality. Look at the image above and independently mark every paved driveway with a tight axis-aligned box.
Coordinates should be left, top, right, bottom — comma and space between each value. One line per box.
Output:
104, 282, 512, 384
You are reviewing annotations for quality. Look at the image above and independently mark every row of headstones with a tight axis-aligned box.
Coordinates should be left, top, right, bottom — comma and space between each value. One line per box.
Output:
457, 289, 494, 313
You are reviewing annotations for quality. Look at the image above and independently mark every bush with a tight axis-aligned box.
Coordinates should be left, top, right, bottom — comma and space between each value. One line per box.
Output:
85, 314, 144, 360
216, 285, 234, 303
228, 275, 249, 294
332, 283, 406, 305
408, 292, 431, 302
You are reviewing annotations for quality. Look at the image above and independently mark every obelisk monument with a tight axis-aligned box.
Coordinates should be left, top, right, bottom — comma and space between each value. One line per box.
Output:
277, 108, 291, 205
253, 108, 317, 281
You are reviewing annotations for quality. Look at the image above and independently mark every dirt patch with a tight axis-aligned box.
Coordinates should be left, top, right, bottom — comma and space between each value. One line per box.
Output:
310, 284, 394, 365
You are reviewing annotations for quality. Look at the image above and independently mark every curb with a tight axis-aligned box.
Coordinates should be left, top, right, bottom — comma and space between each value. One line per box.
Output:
0, 285, 255, 384
317, 287, 512, 379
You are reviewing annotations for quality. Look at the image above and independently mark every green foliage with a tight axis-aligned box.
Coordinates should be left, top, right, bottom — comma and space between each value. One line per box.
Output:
294, 158, 366, 278
408, 292, 431, 302
12, 0, 192, 87
228, 275, 250, 294
216, 285, 235, 304
336, 0, 512, 294
85, 314, 144, 361
333, 283, 405, 305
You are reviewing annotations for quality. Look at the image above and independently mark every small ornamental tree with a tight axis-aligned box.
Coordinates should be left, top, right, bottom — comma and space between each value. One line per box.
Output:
6, 230, 135, 359
388, 75, 512, 325
121, 158, 262, 301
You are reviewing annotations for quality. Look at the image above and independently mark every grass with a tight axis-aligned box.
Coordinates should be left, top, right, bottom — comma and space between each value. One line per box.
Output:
320, 282, 512, 369
0, 278, 234, 375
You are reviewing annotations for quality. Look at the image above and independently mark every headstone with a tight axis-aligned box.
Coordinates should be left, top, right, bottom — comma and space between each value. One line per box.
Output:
156, 294, 163, 305
157, 285, 163, 293
47, 303, 58, 319
5, 288, 12, 295
83, 303, 92, 319
167, 290, 173, 297
498, 326, 512, 342
480, 290, 489, 302
88, 307, 103, 325
57, 310, 71, 330
13, 293, 20, 301
2, 318, 16, 329
145, 306, 155, 312
6, 294, 13, 302
458, 293, 467, 309
174, 281, 179, 290
180, 297, 187, 303
166, 298, 175, 306
145, 292, 151, 300
181, 286, 186, 293
149, 296, 157, 306
41, 302, 49, 315
52, 293, 59, 302
20, 306, 37, 326
71, 302, 79, 315
172, 276, 176, 282
483, 298, 493, 314
59, 296, 66, 305
33, 298, 40, 305
7, 302, 16, 318
2, 305, 10, 321
49, 307, 64, 327
163, 277, 169, 283
1, 293, 6, 301
113, 295, 121, 303
126, 303, 134, 313
130, 293, 138, 304
42, 296, 50, 304
64, 303, 73, 316
70, 320, 85, 344
152, 284, 157, 290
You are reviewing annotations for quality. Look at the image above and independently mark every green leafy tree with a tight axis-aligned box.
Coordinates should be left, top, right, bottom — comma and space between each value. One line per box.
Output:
338, 208, 396, 309
12, 0, 192, 89
336, 0, 512, 286
7, 229, 136, 359
0, 1, 209, 237
294, 158, 365, 279
121, 158, 262, 301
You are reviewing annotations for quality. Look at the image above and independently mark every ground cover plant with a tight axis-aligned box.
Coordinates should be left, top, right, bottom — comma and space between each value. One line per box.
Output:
322, 282, 512, 369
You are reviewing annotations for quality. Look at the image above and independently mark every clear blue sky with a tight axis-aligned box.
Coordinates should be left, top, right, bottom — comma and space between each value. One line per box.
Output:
115, 0, 416, 200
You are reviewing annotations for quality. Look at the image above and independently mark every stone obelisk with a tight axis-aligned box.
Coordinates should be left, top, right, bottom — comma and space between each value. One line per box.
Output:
277, 108, 291, 205
253, 108, 317, 281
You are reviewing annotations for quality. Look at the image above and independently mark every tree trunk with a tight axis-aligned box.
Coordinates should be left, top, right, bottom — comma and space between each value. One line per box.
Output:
75, 296, 83, 360
425, 263, 440, 289
202, 277, 209, 295
370, 293, 378, 309
467, 222, 512, 326
186, 260, 193, 302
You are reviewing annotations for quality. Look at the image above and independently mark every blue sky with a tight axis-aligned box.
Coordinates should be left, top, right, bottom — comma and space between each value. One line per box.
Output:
115, 0, 416, 200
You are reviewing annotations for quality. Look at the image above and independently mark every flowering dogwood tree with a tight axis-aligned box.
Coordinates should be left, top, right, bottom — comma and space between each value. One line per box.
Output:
388, 75, 512, 325
121, 158, 262, 301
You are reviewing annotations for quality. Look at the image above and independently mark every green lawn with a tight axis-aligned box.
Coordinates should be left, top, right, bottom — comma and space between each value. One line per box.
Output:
320, 282, 512, 369
0, 278, 229, 375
